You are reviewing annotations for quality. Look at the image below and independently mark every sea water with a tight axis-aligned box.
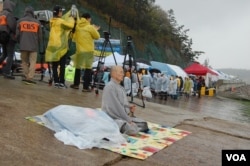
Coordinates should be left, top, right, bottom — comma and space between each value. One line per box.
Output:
152, 95, 250, 124
239, 100, 250, 123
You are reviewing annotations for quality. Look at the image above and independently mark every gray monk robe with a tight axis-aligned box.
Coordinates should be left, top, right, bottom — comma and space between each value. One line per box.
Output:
102, 78, 140, 135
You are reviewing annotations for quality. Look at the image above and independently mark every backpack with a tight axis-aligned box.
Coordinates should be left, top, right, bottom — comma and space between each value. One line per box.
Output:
0, 31, 10, 44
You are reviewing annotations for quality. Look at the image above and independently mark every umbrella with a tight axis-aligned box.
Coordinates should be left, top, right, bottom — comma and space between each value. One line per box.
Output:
149, 68, 161, 73
150, 61, 177, 76
135, 58, 151, 65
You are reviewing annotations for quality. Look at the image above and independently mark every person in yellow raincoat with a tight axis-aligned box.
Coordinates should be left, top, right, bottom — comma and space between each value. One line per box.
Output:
45, 5, 75, 88
70, 13, 100, 92
183, 77, 192, 98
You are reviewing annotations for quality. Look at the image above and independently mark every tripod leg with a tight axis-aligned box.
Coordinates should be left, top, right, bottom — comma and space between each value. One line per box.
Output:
107, 40, 117, 65
47, 62, 53, 85
39, 53, 45, 81
94, 37, 118, 95
94, 41, 107, 95
124, 43, 145, 108
94, 39, 116, 95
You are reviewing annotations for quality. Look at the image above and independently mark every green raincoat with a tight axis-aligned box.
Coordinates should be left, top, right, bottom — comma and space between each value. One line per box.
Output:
45, 11, 75, 62
71, 17, 100, 69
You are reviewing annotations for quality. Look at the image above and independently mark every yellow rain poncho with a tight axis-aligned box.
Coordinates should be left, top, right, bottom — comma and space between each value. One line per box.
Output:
71, 17, 100, 69
45, 11, 75, 62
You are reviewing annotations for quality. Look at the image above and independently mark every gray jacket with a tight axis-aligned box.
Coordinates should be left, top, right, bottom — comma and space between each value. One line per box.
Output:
16, 6, 42, 52
0, 0, 16, 37
102, 78, 132, 123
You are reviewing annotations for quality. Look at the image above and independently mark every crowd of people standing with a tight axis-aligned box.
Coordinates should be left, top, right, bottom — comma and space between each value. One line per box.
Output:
122, 69, 206, 101
0, 0, 206, 100
0, 1, 100, 90
0, 1, 210, 139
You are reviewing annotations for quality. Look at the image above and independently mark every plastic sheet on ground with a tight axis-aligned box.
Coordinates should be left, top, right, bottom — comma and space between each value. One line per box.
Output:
38, 105, 126, 149
26, 109, 191, 159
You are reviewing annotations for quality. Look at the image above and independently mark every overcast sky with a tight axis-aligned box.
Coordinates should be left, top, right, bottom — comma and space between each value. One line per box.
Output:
155, 0, 250, 69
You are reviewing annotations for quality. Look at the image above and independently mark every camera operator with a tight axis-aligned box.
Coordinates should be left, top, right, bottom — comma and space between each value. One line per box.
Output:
0, 0, 17, 79
45, 5, 75, 88
16, 6, 42, 84
70, 13, 100, 92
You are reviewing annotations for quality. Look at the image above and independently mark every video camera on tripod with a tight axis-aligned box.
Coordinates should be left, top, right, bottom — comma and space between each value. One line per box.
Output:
34, 10, 53, 24
127, 36, 132, 43
33, 10, 53, 83
123, 35, 145, 108
103, 31, 111, 40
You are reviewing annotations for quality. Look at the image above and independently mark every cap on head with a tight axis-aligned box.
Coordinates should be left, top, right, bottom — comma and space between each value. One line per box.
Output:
53, 5, 64, 16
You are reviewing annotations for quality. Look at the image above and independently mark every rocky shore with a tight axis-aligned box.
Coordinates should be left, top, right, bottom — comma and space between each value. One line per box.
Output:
217, 84, 250, 101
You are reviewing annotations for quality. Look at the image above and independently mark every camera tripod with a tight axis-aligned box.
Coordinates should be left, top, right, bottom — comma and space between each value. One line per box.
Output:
94, 31, 117, 95
123, 36, 145, 108
39, 22, 52, 85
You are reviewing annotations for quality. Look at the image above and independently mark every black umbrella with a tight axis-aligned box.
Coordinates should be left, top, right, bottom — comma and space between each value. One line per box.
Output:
149, 68, 161, 73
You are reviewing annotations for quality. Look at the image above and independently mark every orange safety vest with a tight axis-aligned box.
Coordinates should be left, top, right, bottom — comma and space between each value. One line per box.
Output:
0, 15, 7, 26
20, 21, 39, 33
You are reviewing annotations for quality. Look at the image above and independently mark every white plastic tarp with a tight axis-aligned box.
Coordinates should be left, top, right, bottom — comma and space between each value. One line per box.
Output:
38, 105, 126, 149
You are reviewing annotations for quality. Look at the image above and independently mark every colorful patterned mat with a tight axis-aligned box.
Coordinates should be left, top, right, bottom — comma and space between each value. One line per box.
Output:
25, 116, 191, 160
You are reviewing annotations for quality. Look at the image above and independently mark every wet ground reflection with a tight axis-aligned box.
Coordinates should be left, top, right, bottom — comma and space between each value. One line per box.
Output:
149, 95, 250, 124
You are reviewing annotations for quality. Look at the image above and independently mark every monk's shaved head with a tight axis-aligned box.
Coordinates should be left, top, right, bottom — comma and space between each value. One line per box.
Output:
110, 66, 124, 83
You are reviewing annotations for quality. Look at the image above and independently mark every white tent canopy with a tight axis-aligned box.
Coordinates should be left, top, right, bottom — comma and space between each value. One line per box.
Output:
92, 52, 131, 67
167, 64, 188, 79
92, 52, 149, 69
216, 70, 232, 80
208, 68, 221, 81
